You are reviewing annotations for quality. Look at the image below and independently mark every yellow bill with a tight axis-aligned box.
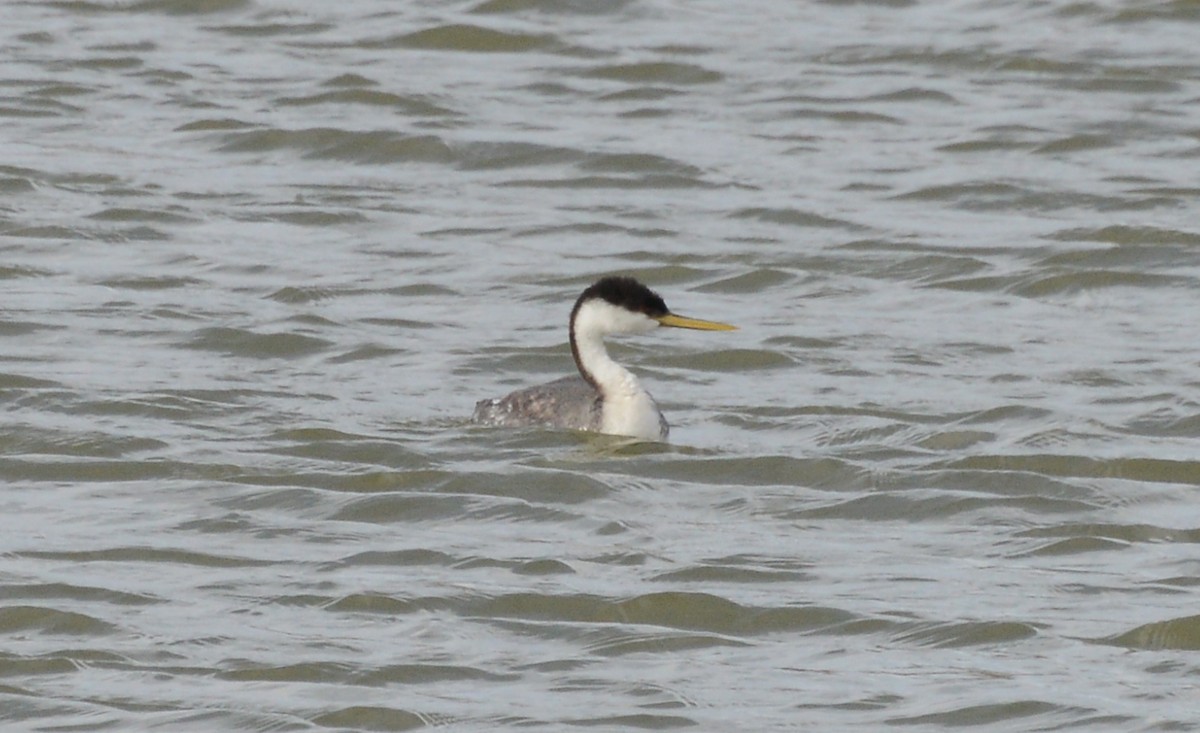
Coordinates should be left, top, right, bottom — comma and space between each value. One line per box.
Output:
656, 313, 737, 331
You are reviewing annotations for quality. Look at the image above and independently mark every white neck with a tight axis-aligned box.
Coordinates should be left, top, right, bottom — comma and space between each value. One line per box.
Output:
570, 300, 665, 439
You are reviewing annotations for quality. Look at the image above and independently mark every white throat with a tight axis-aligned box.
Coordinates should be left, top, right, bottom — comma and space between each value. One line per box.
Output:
570, 300, 665, 439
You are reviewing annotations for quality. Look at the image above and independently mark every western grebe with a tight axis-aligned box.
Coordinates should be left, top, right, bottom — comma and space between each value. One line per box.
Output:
472, 276, 736, 440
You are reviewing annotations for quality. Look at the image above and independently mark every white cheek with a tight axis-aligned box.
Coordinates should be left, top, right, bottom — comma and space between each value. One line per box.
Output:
608, 305, 657, 333
622, 312, 659, 334
578, 301, 657, 334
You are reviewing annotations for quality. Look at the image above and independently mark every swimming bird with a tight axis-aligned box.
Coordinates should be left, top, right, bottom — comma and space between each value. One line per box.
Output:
472, 276, 736, 440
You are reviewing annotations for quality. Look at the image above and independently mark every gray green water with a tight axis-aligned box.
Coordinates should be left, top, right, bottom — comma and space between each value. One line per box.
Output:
3, 1, 1200, 730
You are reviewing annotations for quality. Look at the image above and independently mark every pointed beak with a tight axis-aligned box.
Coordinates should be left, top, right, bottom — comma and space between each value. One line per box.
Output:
655, 313, 737, 331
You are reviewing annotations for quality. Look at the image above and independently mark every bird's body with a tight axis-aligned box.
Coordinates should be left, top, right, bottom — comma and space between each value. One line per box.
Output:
472, 276, 735, 441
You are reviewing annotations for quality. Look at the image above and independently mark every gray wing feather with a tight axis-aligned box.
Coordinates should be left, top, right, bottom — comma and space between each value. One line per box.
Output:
473, 376, 603, 432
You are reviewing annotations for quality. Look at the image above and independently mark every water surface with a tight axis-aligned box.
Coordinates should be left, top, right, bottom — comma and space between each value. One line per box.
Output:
3, 0, 1200, 730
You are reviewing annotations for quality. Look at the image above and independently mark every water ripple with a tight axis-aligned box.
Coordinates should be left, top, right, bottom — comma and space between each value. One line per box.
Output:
4, 0, 1200, 729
